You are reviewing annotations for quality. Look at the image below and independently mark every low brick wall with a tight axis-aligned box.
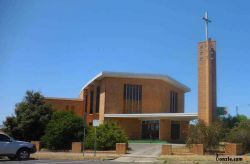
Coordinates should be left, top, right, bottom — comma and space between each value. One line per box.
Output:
191, 144, 204, 155
225, 143, 243, 155
116, 143, 126, 154
71, 142, 83, 153
162, 144, 172, 155
31, 141, 41, 151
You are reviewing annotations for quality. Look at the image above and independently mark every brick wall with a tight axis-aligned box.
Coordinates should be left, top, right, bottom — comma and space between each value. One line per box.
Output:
160, 119, 171, 141
71, 142, 82, 153
191, 144, 204, 155
225, 143, 243, 155
44, 98, 84, 117
116, 143, 127, 154
103, 77, 185, 114
162, 144, 172, 155
31, 141, 41, 151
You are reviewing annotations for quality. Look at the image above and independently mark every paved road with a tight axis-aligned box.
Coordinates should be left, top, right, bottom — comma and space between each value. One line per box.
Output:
113, 143, 164, 163
0, 144, 165, 163
0, 159, 126, 164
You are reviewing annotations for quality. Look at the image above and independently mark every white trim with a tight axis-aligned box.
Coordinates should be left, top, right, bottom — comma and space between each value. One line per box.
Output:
80, 71, 191, 93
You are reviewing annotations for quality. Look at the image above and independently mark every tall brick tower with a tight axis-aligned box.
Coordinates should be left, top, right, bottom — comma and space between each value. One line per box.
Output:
198, 12, 217, 125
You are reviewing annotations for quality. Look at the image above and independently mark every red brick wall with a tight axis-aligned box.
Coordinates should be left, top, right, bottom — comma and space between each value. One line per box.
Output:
225, 143, 243, 155
44, 98, 84, 117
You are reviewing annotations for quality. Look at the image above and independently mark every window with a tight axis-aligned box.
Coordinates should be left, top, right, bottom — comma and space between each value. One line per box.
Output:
84, 95, 88, 113
65, 105, 69, 110
0, 134, 10, 142
170, 91, 178, 113
210, 48, 215, 60
71, 105, 75, 110
95, 86, 100, 113
90, 91, 94, 114
123, 84, 142, 113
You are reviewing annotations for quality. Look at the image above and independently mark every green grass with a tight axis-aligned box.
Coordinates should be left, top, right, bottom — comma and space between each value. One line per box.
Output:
128, 140, 167, 144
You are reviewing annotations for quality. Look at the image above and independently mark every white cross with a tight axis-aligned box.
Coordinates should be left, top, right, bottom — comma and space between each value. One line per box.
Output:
203, 12, 211, 40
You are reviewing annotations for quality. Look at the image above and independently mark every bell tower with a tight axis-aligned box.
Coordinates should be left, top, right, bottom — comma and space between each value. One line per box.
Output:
198, 12, 217, 125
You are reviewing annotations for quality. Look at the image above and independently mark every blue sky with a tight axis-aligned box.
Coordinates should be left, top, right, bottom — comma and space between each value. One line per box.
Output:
1, 0, 250, 123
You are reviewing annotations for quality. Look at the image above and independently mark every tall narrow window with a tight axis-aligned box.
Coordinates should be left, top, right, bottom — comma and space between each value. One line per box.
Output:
170, 91, 178, 113
84, 94, 88, 113
95, 86, 100, 113
90, 91, 94, 114
123, 84, 142, 113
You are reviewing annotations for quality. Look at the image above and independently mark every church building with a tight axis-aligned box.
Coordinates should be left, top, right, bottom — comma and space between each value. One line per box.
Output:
44, 72, 197, 142
44, 12, 217, 142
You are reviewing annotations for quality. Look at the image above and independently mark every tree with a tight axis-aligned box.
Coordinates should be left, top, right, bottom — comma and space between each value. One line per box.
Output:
226, 119, 250, 152
85, 122, 128, 150
41, 111, 84, 150
186, 120, 223, 150
221, 114, 247, 129
3, 90, 53, 141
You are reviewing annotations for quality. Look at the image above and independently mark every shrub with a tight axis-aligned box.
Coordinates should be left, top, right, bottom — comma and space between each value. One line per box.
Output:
226, 120, 250, 152
41, 111, 85, 150
85, 122, 128, 150
186, 120, 223, 150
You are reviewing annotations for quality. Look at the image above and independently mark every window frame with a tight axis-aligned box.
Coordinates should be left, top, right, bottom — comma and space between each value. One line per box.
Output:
0, 134, 11, 142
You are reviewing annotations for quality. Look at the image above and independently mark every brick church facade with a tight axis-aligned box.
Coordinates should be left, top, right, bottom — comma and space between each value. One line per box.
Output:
44, 71, 197, 142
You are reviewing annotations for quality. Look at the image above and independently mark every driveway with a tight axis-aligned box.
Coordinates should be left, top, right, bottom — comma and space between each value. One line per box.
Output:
113, 143, 164, 163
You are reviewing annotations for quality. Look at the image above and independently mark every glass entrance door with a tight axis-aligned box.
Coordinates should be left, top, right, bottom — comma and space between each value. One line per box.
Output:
141, 120, 159, 140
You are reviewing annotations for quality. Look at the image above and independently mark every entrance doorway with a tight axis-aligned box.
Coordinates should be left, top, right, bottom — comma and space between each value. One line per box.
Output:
141, 120, 159, 140
171, 121, 180, 140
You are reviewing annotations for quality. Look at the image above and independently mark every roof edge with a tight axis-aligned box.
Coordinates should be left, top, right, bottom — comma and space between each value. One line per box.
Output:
80, 71, 191, 94
44, 97, 83, 101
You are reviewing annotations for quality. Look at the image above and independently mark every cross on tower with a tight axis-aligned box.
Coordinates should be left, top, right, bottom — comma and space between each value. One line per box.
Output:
203, 12, 211, 40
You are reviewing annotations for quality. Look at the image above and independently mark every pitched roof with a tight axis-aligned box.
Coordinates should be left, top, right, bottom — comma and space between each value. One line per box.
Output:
80, 71, 190, 93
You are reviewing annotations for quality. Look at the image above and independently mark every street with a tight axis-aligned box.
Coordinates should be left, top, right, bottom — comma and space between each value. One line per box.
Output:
0, 159, 127, 164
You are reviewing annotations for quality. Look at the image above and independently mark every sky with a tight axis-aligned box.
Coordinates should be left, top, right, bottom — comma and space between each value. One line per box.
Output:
1, 0, 250, 123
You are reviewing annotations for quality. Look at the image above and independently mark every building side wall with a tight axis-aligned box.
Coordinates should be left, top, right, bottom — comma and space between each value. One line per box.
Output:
44, 98, 84, 117
103, 77, 185, 114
